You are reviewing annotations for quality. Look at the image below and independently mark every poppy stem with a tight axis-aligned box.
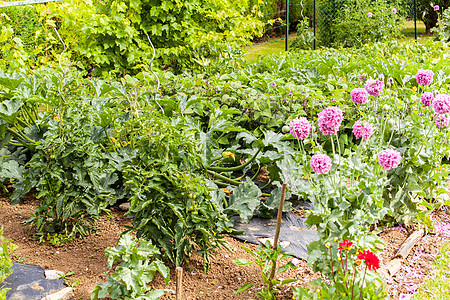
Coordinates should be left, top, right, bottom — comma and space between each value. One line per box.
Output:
359, 266, 368, 300
351, 264, 357, 299
329, 247, 336, 282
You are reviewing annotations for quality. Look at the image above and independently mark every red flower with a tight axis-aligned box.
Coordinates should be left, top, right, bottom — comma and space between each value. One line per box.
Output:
356, 250, 380, 271
338, 240, 353, 251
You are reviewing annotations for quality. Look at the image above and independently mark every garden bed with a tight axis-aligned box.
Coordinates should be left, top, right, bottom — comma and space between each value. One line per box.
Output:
1, 194, 449, 300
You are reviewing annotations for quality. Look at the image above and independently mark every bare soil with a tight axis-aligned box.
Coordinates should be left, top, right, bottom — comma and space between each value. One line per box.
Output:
0, 193, 449, 300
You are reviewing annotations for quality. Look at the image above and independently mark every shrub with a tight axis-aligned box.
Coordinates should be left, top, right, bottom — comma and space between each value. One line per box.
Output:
432, 6, 450, 41
331, 0, 403, 48
43, 0, 264, 74
118, 114, 230, 270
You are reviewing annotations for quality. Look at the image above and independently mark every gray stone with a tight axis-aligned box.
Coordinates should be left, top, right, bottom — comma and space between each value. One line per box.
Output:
44, 270, 64, 280
41, 287, 74, 300
119, 202, 130, 211
0, 263, 67, 300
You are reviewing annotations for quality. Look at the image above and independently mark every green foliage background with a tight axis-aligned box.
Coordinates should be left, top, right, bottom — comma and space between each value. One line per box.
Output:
41, 0, 264, 74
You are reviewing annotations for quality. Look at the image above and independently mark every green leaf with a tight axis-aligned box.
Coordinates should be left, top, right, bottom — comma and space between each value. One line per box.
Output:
146, 289, 173, 299
263, 131, 284, 147
264, 187, 291, 211
0, 159, 23, 180
0, 99, 23, 122
277, 262, 296, 274
281, 278, 298, 285
233, 259, 253, 266
0, 77, 23, 90
237, 132, 257, 144
234, 283, 255, 294
225, 178, 261, 223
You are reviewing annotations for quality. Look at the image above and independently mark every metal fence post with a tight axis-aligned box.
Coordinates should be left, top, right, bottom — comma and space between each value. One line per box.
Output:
313, 0, 316, 49
414, 0, 417, 40
285, 0, 289, 51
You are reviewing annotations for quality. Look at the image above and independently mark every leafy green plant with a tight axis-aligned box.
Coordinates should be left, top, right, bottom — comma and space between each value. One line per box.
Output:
293, 240, 387, 299
118, 113, 230, 270
331, 0, 403, 48
0, 227, 17, 300
91, 233, 172, 300
46, 233, 74, 247
233, 240, 297, 299
290, 18, 314, 50
19, 103, 129, 239
43, 0, 264, 74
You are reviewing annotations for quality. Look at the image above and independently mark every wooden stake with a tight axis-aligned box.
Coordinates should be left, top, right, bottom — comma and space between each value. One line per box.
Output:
268, 183, 288, 291
176, 266, 183, 300
272, 183, 288, 250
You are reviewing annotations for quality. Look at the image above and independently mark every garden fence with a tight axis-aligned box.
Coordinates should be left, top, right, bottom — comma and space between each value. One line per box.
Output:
263, 0, 421, 50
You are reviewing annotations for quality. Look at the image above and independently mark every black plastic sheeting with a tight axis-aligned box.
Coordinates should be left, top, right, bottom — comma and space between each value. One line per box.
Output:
232, 210, 318, 260
0, 263, 67, 300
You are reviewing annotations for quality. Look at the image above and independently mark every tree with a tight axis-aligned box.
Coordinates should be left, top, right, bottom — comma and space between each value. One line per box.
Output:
44, 0, 264, 74
417, 0, 450, 34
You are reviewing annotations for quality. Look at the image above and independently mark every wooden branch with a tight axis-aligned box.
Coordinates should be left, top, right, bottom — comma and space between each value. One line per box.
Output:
385, 258, 403, 276
394, 229, 424, 259
383, 229, 425, 277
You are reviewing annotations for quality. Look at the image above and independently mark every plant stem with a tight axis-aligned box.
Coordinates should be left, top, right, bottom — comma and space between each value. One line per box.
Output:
329, 246, 336, 283
207, 170, 241, 185
359, 266, 368, 300
339, 250, 345, 274
207, 147, 262, 172
351, 264, 357, 299
335, 132, 343, 199
345, 251, 348, 274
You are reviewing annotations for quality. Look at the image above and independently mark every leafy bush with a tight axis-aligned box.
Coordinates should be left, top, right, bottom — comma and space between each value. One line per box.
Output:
118, 114, 230, 269
19, 104, 128, 239
43, 0, 264, 74
234, 240, 297, 298
0, 227, 17, 300
331, 0, 403, 48
91, 233, 172, 300
432, 6, 450, 41
0, 26, 30, 72
290, 18, 315, 50
0, 6, 46, 53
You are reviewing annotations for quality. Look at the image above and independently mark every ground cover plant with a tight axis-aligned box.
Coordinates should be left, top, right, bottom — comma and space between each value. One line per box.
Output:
0, 227, 16, 300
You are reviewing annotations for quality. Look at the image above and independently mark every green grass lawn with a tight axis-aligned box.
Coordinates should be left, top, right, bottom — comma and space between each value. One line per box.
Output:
413, 242, 450, 300
400, 20, 435, 44
243, 33, 296, 62
243, 20, 436, 62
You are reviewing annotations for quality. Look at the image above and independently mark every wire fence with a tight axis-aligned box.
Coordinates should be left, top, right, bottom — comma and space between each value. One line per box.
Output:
262, 0, 423, 51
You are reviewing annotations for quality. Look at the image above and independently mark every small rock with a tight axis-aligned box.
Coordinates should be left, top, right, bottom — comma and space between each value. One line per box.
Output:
45, 270, 65, 280
40, 287, 74, 300
119, 202, 130, 211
